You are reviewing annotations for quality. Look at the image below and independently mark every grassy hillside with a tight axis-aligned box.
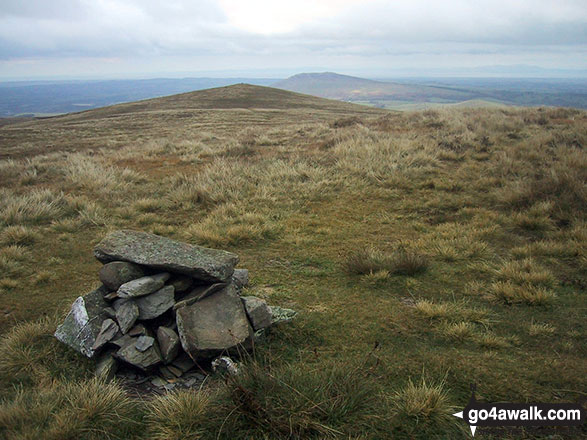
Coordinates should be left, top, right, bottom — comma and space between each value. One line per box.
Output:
0, 85, 585, 439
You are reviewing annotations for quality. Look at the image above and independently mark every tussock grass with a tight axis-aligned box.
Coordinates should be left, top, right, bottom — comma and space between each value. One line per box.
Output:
474, 333, 513, 349
390, 377, 461, 437
0, 318, 92, 389
413, 300, 490, 325
495, 258, 557, 288
219, 360, 383, 438
0, 189, 71, 226
439, 321, 476, 342
0, 378, 138, 440
488, 281, 556, 306
0, 225, 40, 246
147, 390, 211, 440
343, 245, 428, 276
63, 153, 143, 193
528, 322, 556, 336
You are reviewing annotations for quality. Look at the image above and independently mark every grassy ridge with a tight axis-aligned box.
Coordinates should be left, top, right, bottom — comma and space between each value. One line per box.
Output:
0, 88, 585, 438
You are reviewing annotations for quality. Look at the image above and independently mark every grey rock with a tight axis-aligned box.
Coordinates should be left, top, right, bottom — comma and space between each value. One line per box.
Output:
241, 296, 272, 331
103, 307, 116, 319
171, 353, 196, 373
128, 323, 148, 336
110, 333, 134, 348
269, 306, 297, 325
232, 269, 249, 290
94, 230, 239, 282
114, 338, 162, 371
54, 285, 109, 358
99, 261, 146, 290
167, 365, 183, 377
135, 335, 155, 352
151, 377, 167, 388
115, 300, 139, 334
168, 274, 194, 294
117, 273, 170, 298
163, 383, 176, 391
157, 326, 180, 364
176, 283, 253, 360
211, 356, 239, 375
158, 366, 176, 380
91, 318, 119, 351
95, 352, 118, 382
173, 283, 227, 310
135, 285, 175, 320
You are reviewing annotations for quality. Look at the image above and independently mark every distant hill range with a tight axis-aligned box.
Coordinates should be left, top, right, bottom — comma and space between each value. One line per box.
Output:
0, 72, 585, 117
274, 72, 587, 110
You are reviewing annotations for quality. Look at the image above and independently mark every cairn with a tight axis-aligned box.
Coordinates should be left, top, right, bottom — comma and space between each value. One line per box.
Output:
54, 230, 295, 390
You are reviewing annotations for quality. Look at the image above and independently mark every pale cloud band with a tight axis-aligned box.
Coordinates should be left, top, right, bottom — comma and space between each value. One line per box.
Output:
0, 0, 585, 78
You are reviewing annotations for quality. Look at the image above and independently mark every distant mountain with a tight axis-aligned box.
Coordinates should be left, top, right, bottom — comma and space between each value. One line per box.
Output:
274, 72, 476, 104
274, 72, 587, 109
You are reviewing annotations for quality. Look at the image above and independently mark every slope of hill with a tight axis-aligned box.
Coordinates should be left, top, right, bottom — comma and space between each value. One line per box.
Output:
0, 85, 585, 439
0, 77, 279, 117
0, 84, 385, 159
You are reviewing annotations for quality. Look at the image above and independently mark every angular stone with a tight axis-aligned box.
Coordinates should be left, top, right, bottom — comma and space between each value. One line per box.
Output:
135, 335, 155, 352
158, 365, 176, 380
117, 273, 170, 298
241, 296, 272, 331
167, 365, 183, 377
54, 285, 109, 358
103, 306, 116, 319
157, 326, 180, 364
95, 352, 118, 382
94, 230, 239, 282
110, 333, 134, 348
232, 269, 249, 290
91, 318, 119, 351
176, 283, 253, 360
128, 323, 148, 337
269, 306, 297, 325
99, 261, 146, 290
114, 338, 162, 372
151, 377, 167, 388
168, 274, 194, 295
115, 300, 139, 334
173, 283, 227, 310
171, 353, 196, 373
134, 285, 175, 320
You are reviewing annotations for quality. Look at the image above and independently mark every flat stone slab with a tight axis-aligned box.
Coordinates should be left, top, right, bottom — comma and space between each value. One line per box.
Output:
54, 285, 109, 358
176, 283, 253, 360
117, 273, 170, 298
95, 230, 239, 282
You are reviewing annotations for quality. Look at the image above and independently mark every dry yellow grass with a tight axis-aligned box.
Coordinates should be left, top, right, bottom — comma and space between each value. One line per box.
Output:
0, 86, 585, 439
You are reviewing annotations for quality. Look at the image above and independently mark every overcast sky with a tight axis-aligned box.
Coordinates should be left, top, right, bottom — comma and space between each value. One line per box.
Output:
1, 0, 586, 80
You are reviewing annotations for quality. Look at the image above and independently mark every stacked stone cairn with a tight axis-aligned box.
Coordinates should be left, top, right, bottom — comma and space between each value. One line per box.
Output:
55, 230, 295, 389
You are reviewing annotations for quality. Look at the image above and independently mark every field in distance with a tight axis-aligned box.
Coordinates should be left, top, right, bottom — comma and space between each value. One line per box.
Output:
0, 84, 585, 439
